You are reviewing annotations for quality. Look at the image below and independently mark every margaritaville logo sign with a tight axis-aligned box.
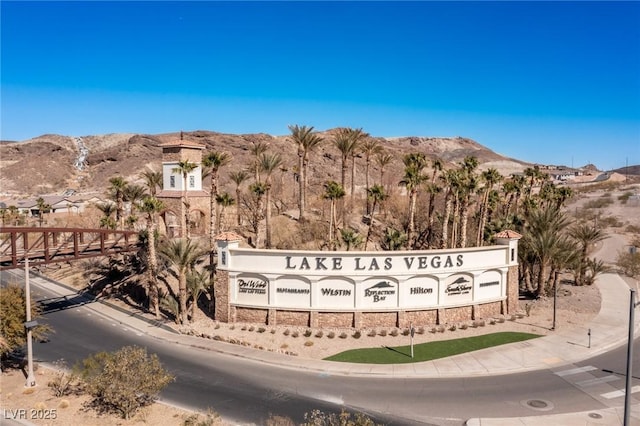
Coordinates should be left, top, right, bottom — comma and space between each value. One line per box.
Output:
284, 254, 464, 271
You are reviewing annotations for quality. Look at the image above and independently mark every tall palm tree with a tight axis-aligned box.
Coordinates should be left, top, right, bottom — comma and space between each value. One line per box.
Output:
159, 239, 207, 324
360, 138, 382, 214
364, 184, 387, 250
249, 182, 267, 248
456, 156, 479, 248
140, 170, 162, 196
139, 196, 165, 319
288, 124, 324, 221
229, 170, 250, 226
381, 227, 408, 251
332, 128, 359, 197
123, 183, 146, 228
440, 169, 461, 249
323, 180, 346, 249
476, 168, 503, 246
249, 142, 268, 183
215, 192, 235, 233
375, 151, 394, 189
399, 153, 428, 248
348, 128, 368, 203
107, 176, 128, 229
259, 152, 283, 249
202, 151, 231, 246
172, 160, 198, 239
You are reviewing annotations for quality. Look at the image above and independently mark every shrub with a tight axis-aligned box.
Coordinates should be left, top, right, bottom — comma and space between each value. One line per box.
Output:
367, 330, 377, 337
304, 341, 314, 347
460, 323, 468, 330
402, 329, 410, 336
390, 329, 399, 337
617, 251, 640, 278
270, 329, 276, 334
248, 326, 255, 332
437, 326, 445, 333
429, 327, 437, 334
283, 329, 290, 336
257, 327, 266, 333
378, 329, 387, 337
47, 360, 78, 397
417, 326, 425, 335
315, 330, 324, 338
75, 345, 174, 419
489, 319, 497, 325
291, 331, 299, 338
327, 331, 335, 339
302, 409, 378, 426
214, 323, 220, 330
352, 330, 362, 339
448, 324, 457, 332
241, 325, 247, 331
303, 329, 312, 337
339, 332, 348, 339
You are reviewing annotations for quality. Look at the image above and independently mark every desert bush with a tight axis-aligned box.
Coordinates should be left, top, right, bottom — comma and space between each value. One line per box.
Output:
265, 414, 296, 426
390, 329, 399, 337
327, 331, 335, 339
460, 323, 468, 330
214, 323, 220, 330
619, 192, 633, 203
339, 332, 348, 339
75, 345, 174, 419
448, 324, 457, 331
182, 409, 221, 426
437, 326, 445, 333
378, 329, 387, 337
302, 409, 381, 426
584, 198, 613, 209
402, 329, 410, 336
304, 329, 312, 337
0, 285, 50, 359
617, 251, 640, 278
241, 325, 247, 331
489, 319, 497, 325
626, 225, 640, 234
315, 330, 324, 338
417, 326, 425, 335
47, 360, 78, 397
352, 330, 362, 339
248, 326, 255, 332
291, 331, 299, 338
429, 327, 437, 334
599, 215, 624, 228
257, 327, 266, 333
367, 329, 377, 337
283, 329, 290, 336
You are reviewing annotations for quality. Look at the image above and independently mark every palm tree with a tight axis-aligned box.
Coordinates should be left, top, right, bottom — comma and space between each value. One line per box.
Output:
202, 151, 231, 246
399, 153, 428, 248
289, 124, 323, 221
249, 142, 268, 182
215, 192, 235, 233
159, 239, 207, 324
259, 152, 282, 249
360, 138, 382, 214
186, 269, 210, 322
381, 227, 408, 251
333, 128, 358, 196
107, 176, 128, 229
569, 223, 607, 286
375, 151, 394, 188
476, 168, 503, 246
172, 160, 198, 238
456, 156, 479, 248
95, 201, 117, 229
229, 170, 250, 226
340, 228, 363, 251
123, 183, 147, 228
35, 197, 51, 226
348, 128, 368, 202
139, 196, 165, 319
440, 169, 461, 249
323, 180, 346, 249
364, 184, 387, 250
140, 170, 162, 196
249, 182, 267, 248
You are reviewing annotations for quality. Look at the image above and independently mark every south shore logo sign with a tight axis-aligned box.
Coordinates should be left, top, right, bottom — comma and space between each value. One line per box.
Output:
223, 246, 511, 311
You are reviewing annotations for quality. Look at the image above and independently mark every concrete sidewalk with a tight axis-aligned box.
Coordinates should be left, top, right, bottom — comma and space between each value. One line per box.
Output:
28, 270, 640, 425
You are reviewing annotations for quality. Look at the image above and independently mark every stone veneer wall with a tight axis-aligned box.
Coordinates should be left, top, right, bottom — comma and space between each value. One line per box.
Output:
400, 310, 438, 328
162, 146, 203, 163
506, 265, 519, 314
474, 301, 502, 319
276, 310, 310, 326
214, 269, 230, 322
235, 307, 269, 323
359, 312, 398, 328
318, 312, 354, 328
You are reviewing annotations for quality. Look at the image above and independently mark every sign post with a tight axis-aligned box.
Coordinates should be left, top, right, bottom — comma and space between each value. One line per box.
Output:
410, 323, 415, 358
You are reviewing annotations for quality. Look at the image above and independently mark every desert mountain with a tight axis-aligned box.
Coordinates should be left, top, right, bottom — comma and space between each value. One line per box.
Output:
0, 130, 529, 197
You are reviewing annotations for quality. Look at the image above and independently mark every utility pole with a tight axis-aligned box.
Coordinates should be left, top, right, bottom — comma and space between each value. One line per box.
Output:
24, 258, 36, 388
624, 288, 639, 426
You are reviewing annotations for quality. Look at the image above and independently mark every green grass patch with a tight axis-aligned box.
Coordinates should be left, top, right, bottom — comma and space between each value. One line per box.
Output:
323, 332, 540, 364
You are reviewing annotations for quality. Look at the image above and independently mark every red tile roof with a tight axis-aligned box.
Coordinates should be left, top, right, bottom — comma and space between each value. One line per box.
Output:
215, 232, 244, 242
495, 229, 523, 239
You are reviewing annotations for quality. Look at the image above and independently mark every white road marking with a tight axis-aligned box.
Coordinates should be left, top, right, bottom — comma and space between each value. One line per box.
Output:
575, 375, 619, 387
554, 366, 597, 377
602, 385, 640, 399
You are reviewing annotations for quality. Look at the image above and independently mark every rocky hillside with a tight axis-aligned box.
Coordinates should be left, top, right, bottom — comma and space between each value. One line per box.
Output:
0, 130, 528, 197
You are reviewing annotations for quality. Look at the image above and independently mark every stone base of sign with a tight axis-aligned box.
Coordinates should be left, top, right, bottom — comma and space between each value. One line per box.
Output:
506, 264, 519, 313
214, 269, 230, 322
227, 301, 503, 328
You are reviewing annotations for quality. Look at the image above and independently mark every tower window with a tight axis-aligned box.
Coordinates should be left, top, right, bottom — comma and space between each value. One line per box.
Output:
189, 176, 195, 188
170, 176, 175, 188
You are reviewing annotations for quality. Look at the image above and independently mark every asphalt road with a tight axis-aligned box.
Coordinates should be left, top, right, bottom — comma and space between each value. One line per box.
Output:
3, 268, 637, 425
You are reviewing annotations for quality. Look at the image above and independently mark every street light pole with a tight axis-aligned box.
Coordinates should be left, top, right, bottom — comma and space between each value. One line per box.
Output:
24, 258, 36, 388
624, 288, 640, 426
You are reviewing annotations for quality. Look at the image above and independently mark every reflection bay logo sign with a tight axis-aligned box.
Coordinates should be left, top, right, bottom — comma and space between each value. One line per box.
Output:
365, 281, 396, 303
445, 277, 472, 296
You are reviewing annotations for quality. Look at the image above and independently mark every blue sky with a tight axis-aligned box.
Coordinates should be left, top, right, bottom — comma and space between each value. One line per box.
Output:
2, 1, 639, 170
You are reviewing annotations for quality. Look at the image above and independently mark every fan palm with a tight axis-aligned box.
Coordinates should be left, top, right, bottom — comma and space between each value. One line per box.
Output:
259, 152, 282, 248
399, 153, 428, 248
323, 180, 346, 249
229, 170, 249, 226
202, 151, 231, 246
139, 196, 165, 319
364, 184, 387, 250
107, 176, 128, 229
289, 124, 323, 221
